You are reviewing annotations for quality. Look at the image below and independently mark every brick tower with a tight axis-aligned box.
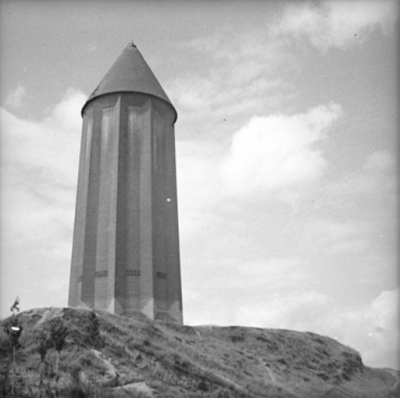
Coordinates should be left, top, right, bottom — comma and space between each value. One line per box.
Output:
68, 43, 183, 323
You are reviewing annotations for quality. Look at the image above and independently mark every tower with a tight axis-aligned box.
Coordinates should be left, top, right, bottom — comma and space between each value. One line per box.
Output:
68, 43, 183, 323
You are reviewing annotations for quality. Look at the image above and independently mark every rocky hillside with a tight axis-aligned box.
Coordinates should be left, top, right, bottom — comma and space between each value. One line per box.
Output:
0, 307, 398, 397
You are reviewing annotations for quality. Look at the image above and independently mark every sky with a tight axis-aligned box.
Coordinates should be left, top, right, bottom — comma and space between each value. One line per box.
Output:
0, 0, 398, 369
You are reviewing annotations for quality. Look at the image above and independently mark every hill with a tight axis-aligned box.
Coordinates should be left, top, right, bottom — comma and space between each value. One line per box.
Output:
0, 307, 398, 397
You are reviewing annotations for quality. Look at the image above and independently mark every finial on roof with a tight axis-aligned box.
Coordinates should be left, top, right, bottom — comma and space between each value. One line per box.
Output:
128, 41, 136, 48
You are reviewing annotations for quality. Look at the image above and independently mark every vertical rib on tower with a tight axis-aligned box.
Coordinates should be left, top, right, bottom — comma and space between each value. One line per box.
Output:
68, 43, 183, 323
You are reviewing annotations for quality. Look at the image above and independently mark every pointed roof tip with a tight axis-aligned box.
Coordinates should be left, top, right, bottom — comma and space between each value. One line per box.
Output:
82, 44, 176, 119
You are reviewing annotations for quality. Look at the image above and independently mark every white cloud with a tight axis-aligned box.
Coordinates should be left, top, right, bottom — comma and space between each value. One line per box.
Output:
322, 149, 397, 218
220, 102, 343, 197
171, 72, 291, 125
172, 75, 217, 111
176, 139, 225, 238
363, 150, 396, 173
1, 88, 86, 189
239, 257, 301, 281
169, 28, 296, 130
346, 289, 399, 369
274, 0, 398, 52
238, 291, 334, 329
0, 88, 86, 317
305, 219, 368, 255
236, 288, 399, 369
5, 84, 26, 109
368, 289, 398, 341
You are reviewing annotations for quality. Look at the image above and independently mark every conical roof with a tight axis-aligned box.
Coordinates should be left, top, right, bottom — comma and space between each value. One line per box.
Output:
82, 43, 176, 117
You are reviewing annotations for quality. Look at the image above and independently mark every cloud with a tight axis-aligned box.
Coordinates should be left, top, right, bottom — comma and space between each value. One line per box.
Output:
1, 88, 86, 184
220, 102, 343, 197
274, 0, 398, 52
238, 291, 334, 329
292, 148, 396, 257
176, 139, 225, 238
0, 88, 86, 316
304, 219, 368, 255
346, 289, 399, 369
5, 84, 26, 109
235, 288, 399, 369
322, 149, 397, 218
169, 28, 296, 134
172, 75, 217, 111
363, 150, 396, 173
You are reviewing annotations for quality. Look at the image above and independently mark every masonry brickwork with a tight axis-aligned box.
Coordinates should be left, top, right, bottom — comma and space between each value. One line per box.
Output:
68, 44, 183, 323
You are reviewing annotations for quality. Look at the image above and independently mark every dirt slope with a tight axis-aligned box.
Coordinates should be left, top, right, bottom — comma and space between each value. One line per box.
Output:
0, 307, 398, 397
